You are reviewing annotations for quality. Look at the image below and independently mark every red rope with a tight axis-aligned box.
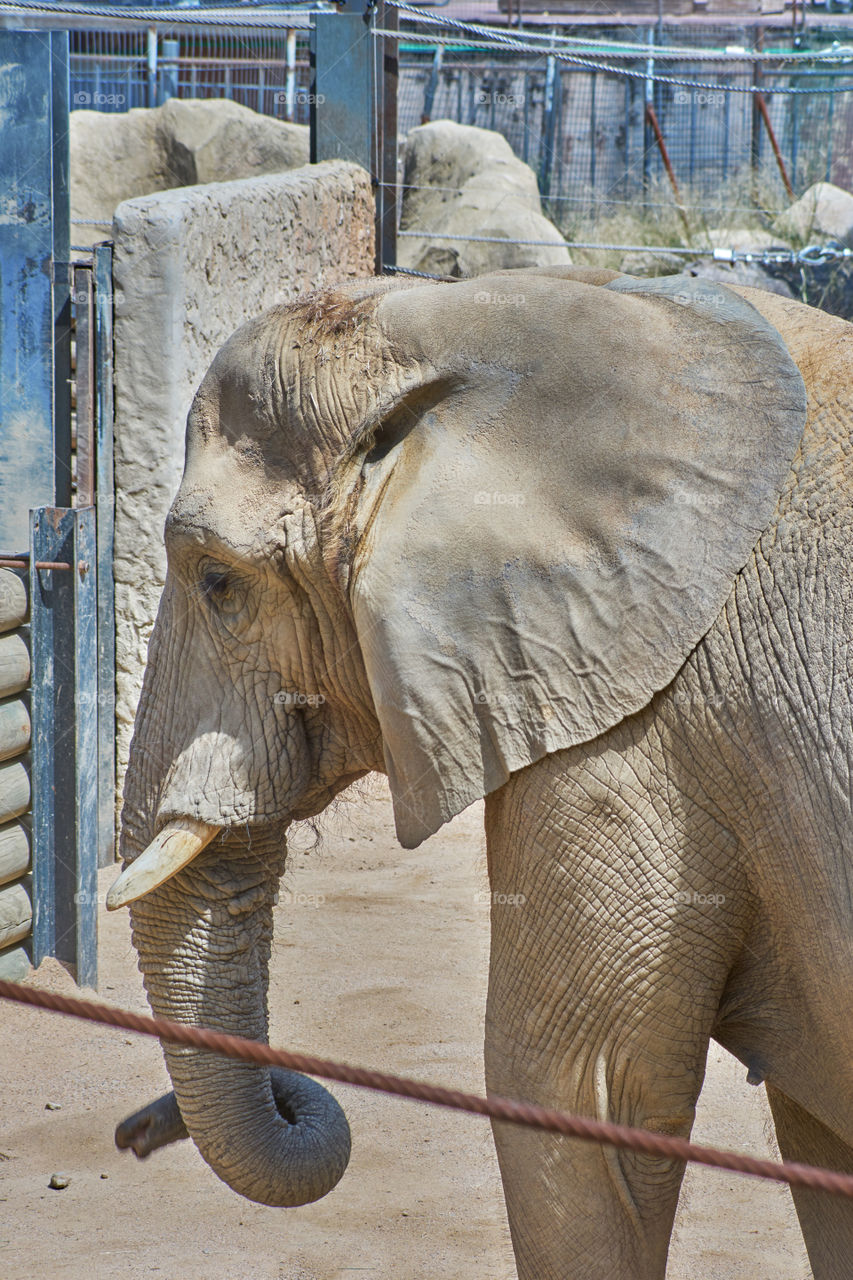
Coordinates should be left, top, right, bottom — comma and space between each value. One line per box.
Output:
3, 977, 852, 1200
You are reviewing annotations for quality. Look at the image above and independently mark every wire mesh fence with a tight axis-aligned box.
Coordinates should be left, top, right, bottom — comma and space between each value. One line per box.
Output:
69, 22, 314, 122
63, 7, 853, 231
396, 27, 853, 222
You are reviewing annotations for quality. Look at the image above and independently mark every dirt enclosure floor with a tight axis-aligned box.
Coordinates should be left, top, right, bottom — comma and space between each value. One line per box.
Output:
1, 778, 811, 1279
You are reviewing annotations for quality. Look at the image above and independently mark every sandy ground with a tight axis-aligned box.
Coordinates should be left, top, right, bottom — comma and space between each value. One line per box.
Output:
1, 778, 811, 1279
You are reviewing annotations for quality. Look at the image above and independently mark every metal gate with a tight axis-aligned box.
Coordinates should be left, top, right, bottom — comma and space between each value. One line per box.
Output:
0, 29, 115, 987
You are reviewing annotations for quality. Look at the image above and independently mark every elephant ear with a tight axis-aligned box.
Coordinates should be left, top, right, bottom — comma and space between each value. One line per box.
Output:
344, 272, 807, 847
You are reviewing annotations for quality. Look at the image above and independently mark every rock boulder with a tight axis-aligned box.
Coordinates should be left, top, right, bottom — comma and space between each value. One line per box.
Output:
71, 98, 309, 245
772, 181, 853, 246
398, 120, 570, 277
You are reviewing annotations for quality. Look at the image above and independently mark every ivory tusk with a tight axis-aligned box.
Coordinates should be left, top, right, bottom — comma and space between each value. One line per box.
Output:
106, 818, 221, 911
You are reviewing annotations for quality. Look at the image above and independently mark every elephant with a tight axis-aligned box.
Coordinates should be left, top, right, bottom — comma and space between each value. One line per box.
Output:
108, 264, 853, 1280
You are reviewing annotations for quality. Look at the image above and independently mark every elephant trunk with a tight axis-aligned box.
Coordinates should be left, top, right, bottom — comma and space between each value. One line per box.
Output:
126, 838, 351, 1207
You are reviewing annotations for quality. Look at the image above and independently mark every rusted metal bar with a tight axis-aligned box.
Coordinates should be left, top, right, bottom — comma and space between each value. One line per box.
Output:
0, 558, 73, 572
644, 102, 691, 237
755, 92, 795, 200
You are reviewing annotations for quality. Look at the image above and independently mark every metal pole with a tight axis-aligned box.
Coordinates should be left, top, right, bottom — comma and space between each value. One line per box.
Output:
146, 24, 157, 108
790, 83, 798, 192
539, 51, 557, 201
311, 2, 396, 272
93, 243, 115, 870
645, 102, 690, 236
30, 506, 98, 988
72, 265, 95, 508
160, 37, 179, 105
589, 71, 596, 193
751, 26, 764, 202
825, 90, 835, 183
522, 70, 529, 164
285, 29, 296, 121
643, 26, 655, 191
755, 92, 794, 199
376, 0, 398, 272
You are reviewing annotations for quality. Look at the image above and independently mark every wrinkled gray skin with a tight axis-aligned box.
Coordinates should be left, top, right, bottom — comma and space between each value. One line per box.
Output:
119, 268, 853, 1278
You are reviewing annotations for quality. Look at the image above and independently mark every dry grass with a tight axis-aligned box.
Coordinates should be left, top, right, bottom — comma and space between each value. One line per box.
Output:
548, 165, 802, 272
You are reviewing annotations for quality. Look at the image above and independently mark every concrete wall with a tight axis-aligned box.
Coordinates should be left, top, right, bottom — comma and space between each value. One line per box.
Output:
112, 161, 374, 798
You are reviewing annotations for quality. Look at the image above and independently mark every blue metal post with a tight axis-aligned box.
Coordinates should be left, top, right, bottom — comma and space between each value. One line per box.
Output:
30, 508, 98, 988
311, 0, 397, 272
0, 31, 71, 550
160, 37, 179, 105
73, 508, 98, 988
311, 10, 373, 170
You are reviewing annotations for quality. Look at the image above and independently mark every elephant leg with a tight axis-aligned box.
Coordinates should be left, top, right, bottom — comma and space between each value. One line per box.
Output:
766, 1085, 853, 1279
483, 746, 743, 1280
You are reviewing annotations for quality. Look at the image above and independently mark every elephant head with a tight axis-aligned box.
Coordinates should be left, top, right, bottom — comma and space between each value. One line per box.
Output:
111, 268, 806, 1207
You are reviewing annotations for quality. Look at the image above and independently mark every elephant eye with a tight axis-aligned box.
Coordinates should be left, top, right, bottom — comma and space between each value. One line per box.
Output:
199, 567, 245, 616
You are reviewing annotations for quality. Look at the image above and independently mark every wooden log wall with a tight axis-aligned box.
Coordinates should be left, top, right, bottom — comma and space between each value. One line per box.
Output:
0, 568, 32, 980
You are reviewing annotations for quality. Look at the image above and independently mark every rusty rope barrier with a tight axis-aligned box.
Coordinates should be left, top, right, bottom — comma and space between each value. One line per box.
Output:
3, 977, 853, 1200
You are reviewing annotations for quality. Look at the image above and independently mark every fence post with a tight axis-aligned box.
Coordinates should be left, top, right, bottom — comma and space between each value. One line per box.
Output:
284, 30, 296, 120
376, 0, 399, 272
539, 51, 559, 202
146, 25, 158, 108
159, 37, 180, 104
422, 45, 443, 124
0, 30, 71, 550
643, 26, 656, 191
30, 508, 98, 988
311, 0, 397, 272
94, 244, 116, 870
751, 26, 764, 200
73, 265, 96, 508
